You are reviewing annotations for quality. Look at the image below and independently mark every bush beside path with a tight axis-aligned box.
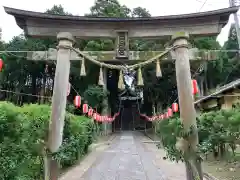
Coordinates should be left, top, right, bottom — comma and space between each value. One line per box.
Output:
0, 102, 94, 180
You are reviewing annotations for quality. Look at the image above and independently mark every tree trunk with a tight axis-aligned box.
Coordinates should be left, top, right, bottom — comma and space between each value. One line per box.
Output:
40, 76, 46, 104
156, 102, 162, 113
220, 143, 226, 158
31, 75, 37, 103
230, 143, 236, 156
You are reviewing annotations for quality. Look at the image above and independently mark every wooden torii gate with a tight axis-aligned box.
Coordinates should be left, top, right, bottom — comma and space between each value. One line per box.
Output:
4, 6, 238, 180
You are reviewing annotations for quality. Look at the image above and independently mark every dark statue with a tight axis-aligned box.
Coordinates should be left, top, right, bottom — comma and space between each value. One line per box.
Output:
120, 65, 143, 102
122, 66, 136, 93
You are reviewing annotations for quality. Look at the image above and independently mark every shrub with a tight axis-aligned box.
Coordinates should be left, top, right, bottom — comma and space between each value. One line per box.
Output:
156, 116, 184, 162
156, 108, 240, 161
0, 102, 94, 180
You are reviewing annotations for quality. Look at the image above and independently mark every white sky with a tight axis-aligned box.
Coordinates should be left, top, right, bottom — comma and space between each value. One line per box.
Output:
0, 0, 238, 45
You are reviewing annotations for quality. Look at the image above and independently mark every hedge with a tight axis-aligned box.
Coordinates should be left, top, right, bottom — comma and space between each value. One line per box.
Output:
156, 107, 240, 161
0, 102, 94, 180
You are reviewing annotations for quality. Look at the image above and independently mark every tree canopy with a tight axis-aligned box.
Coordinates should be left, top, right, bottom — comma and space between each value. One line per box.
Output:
0, 1, 239, 114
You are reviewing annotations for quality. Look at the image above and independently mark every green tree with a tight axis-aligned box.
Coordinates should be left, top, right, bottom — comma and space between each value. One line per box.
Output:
87, 0, 131, 17
132, 7, 151, 17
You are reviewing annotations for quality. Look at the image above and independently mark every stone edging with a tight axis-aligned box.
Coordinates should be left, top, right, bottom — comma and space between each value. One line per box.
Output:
89, 134, 116, 151
60, 134, 116, 180
203, 172, 220, 180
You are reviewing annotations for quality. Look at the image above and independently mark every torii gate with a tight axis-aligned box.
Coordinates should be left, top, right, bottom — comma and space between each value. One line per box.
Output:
4, 6, 238, 180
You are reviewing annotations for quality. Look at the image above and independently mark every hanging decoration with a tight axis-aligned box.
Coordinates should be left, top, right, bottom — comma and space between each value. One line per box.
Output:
192, 79, 199, 95
93, 113, 97, 120
0, 56, 4, 72
137, 67, 144, 86
167, 108, 173, 117
83, 103, 88, 113
44, 64, 48, 73
96, 114, 100, 122
160, 114, 164, 120
88, 108, 93, 117
156, 59, 162, 78
80, 58, 86, 76
88, 108, 119, 123
103, 116, 106, 122
102, 116, 106, 122
118, 70, 125, 90
165, 112, 169, 118
74, 95, 81, 107
67, 83, 71, 96
172, 103, 179, 112
98, 115, 101, 121
98, 66, 104, 86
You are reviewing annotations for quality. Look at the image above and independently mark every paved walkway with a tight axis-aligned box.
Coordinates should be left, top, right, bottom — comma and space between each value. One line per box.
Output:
61, 132, 189, 180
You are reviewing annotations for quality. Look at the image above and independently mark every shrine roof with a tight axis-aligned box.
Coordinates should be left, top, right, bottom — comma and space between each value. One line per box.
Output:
195, 79, 240, 105
4, 6, 239, 38
4, 6, 239, 22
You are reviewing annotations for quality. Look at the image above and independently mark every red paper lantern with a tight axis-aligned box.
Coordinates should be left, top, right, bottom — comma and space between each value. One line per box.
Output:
94, 113, 100, 122
0, 58, 3, 72
96, 114, 100, 122
83, 104, 88, 113
168, 108, 173, 117
67, 82, 71, 96
192, 79, 199, 95
93, 113, 97, 120
172, 103, 178, 112
152, 116, 156, 121
88, 108, 93, 117
165, 112, 169, 118
160, 114, 164, 120
74, 96, 81, 107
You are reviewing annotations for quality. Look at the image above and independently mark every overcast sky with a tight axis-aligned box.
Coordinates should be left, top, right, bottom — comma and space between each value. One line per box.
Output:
0, 0, 237, 45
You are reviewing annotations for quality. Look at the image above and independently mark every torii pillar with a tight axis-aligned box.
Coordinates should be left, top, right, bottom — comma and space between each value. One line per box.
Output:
47, 32, 75, 180
172, 32, 203, 180
101, 68, 110, 135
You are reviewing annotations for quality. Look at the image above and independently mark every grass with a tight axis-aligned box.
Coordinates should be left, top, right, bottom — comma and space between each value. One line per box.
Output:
203, 147, 240, 180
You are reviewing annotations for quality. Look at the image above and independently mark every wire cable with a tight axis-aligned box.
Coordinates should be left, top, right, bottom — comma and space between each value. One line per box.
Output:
198, 0, 208, 12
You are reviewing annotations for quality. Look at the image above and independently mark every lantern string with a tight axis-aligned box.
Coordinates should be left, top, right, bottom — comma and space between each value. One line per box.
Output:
139, 63, 204, 122
0, 51, 206, 122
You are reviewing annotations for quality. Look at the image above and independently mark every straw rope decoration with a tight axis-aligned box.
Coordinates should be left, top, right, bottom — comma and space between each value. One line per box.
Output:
57, 44, 189, 89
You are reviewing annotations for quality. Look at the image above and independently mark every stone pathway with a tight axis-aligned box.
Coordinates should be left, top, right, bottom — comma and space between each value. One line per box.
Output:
61, 131, 204, 180
78, 132, 178, 180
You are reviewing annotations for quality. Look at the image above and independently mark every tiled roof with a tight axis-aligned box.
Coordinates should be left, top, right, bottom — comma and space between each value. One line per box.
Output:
195, 79, 240, 104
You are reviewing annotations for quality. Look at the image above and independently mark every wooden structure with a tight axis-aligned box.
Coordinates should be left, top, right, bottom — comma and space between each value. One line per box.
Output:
195, 79, 240, 111
27, 48, 220, 62
4, 6, 237, 38
4, 6, 238, 180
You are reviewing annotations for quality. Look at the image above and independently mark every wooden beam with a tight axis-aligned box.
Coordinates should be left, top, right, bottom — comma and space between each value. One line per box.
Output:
27, 48, 218, 61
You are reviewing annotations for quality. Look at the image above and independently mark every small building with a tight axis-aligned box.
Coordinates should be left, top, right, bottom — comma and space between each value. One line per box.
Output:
194, 79, 240, 112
